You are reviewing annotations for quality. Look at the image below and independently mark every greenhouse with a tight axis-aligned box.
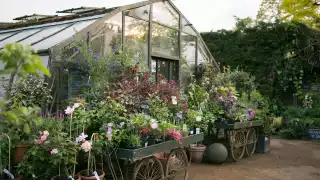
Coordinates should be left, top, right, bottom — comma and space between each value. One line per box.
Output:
0, 0, 218, 108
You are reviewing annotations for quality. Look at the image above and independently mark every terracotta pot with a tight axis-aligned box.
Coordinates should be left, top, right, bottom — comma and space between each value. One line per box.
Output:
14, 143, 30, 164
51, 175, 81, 180
77, 170, 105, 180
188, 144, 206, 163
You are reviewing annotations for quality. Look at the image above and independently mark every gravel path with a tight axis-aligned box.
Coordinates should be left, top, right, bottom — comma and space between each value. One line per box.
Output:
188, 138, 320, 180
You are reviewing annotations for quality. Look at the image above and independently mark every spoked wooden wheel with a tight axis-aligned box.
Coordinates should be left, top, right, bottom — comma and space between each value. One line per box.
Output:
165, 148, 189, 180
229, 130, 246, 161
245, 128, 258, 156
132, 156, 164, 180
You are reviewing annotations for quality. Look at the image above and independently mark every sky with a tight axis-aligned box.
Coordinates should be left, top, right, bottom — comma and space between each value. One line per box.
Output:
0, 0, 262, 32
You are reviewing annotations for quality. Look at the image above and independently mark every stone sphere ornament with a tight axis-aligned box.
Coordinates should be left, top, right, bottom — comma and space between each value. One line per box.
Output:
205, 143, 228, 164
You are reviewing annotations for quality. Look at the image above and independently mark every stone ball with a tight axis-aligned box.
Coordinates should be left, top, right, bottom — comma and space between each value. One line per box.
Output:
205, 143, 228, 164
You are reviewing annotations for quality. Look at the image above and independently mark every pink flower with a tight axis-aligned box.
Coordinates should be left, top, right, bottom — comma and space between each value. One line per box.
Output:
50, 148, 58, 155
81, 141, 92, 152
40, 135, 47, 141
150, 122, 158, 129
64, 106, 74, 115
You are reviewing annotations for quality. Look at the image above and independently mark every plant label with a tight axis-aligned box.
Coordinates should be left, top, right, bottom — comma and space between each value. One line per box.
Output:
68, 176, 74, 180
3, 169, 14, 179
93, 171, 100, 180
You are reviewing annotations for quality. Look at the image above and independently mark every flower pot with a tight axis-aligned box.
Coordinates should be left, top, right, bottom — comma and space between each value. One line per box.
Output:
77, 170, 105, 180
14, 143, 30, 164
51, 175, 81, 180
188, 144, 206, 163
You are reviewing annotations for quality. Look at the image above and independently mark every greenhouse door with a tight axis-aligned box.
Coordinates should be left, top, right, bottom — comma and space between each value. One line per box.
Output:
151, 57, 179, 83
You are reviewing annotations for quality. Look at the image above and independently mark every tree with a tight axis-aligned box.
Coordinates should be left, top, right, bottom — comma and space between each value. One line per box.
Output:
280, 0, 320, 29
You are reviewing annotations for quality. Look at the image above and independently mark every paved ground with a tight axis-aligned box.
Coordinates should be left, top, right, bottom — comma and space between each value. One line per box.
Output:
188, 138, 320, 180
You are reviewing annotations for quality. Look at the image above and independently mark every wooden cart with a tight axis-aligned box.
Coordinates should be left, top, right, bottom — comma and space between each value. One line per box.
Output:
106, 134, 203, 180
205, 121, 262, 161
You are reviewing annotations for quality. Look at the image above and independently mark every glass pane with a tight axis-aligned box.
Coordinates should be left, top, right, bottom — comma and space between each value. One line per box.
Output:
198, 40, 210, 65
152, 23, 179, 57
91, 12, 122, 55
0, 32, 14, 41
124, 16, 148, 63
151, 60, 157, 76
182, 17, 196, 36
20, 24, 70, 45
181, 33, 196, 67
125, 5, 150, 21
171, 61, 179, 83
40, 56, 49, 68
0, 28, 41, 48
157, 60, 169, 80
152, 1, 179, 29
33, 20, 96, 49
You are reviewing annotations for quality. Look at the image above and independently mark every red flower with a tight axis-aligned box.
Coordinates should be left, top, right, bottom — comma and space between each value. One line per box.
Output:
95, 135, 99, 140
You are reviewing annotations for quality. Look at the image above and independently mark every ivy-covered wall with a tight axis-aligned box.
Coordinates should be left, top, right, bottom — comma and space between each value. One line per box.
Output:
201, 22, 320, 104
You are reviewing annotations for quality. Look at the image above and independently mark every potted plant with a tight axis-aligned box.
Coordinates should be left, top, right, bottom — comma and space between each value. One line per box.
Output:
188, 144, 206, 163
4, 106, 44, 164
49, 137, 80, 180
77, 133, 105, 180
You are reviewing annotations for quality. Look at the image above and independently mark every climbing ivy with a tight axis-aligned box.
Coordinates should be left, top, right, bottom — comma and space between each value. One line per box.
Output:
201, 21, 320, 104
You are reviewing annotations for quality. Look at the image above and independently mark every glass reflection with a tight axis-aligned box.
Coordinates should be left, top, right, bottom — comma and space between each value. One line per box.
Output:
125, 5, 150, 21
182, 17, 197, 36
152, 1, 179, 28
157, 60, 169, 80
91, 12, 122, 55
152, 23, 179, 57
181, 33, 196, 67
124, 16, 148, 63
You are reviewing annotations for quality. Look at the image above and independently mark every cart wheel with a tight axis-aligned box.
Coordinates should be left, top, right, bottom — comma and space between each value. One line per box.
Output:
229, 130, 246, 161
245, 128, 258, 156
165, 148, 188, 180
132, 156, 164, 180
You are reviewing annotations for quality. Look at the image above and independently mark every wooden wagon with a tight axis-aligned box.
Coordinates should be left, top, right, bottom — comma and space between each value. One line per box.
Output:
205, 120, 262, 161
105, 134, 203, 180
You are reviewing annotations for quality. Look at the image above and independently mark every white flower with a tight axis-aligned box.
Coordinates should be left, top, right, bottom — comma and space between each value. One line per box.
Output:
76, 133, 88, 143
81, 141, 92, 152
50, 148, 58, 155
171, 96, 177, 105
150, 122, 159, 129
43, 130, 49, 136
107, 123, 113, 127
196, 116, 202, 122
119, 122, 125, 127
73, 103, 81, 109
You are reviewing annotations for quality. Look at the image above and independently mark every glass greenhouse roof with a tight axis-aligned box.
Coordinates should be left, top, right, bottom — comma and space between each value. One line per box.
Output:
0, 15, 104, 50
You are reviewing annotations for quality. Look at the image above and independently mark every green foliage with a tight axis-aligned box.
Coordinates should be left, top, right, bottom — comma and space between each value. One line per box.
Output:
280, 0, 320, 29
148, 96, 170, 122
201, 21, 320, 103
0, 43, 50, 78
6, 75, 52, 109
187, 83, 209, 110
124, 134, 142, 149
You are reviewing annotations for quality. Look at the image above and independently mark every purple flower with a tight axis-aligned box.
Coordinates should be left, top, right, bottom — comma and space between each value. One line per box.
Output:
248, 109, 255, 120
88, 48, 93, 55
177, 111, 183, 120
107, 127, 112, 141
113, 46, 118, 53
